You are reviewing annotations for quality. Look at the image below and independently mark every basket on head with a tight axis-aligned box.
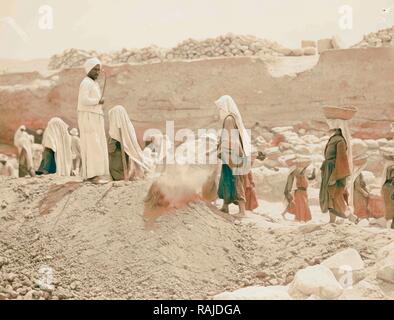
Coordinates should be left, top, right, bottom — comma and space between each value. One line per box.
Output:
322, 106, 358, 120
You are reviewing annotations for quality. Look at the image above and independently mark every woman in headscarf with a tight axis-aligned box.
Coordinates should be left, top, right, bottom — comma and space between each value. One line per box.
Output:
14, 127, 35, 178
283, 157, 314, 222
37, 117, 72, 176
319, 119, 357, 223
381, 153, 394, 229
78, 57, 110, 182
108, 105, 152, 181
215, 95, 258, 217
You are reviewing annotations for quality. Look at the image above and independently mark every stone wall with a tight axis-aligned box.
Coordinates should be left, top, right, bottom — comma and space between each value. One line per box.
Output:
1, 47, 394, 150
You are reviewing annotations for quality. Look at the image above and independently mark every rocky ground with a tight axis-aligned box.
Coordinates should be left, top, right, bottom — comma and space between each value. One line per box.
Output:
0, 172, 393, 300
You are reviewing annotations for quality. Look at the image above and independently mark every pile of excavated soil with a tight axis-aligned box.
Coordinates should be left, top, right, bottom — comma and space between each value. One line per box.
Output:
0, 175, 258, 300
1, 175, 393, 300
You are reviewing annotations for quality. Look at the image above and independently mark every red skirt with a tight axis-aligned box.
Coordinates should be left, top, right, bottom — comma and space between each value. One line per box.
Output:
288, 190, 312, 222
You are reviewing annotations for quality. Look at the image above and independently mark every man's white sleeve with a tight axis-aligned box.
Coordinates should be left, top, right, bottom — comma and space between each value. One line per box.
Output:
80, 80, 100, 106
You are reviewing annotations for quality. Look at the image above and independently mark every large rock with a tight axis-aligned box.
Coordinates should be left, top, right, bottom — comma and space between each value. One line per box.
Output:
377, 262, 394, 284
253, 167, 289, 201
376, 243, 394, 284
377, 242, 394, 260
339, 280, 386, 300
213, 286, 291, 300
317, 39, 334, 53
289, 265, 343, 299
290, 49, 304, 57
301, 40, 316, 48
321, 248, 365, 285
361, 171, 376, 186
365, 139, 379, 150
301, 135, 320, 144
352, 139, 368, 158
303, 47, 317, 56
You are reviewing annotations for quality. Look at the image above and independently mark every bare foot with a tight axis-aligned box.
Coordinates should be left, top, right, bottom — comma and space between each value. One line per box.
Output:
233, 212, 246, 219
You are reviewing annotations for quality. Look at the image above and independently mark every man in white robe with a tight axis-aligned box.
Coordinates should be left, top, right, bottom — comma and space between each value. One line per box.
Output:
77, 58, 110, 182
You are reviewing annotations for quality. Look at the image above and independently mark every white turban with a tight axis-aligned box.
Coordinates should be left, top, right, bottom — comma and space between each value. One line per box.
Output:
84, 57, 101, 75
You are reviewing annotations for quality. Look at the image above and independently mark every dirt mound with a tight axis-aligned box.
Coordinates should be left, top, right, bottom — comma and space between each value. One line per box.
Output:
0, 176, 257, 300
1, 175, 394, 300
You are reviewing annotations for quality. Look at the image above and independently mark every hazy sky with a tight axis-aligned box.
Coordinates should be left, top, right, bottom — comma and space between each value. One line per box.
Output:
1, 0, 393, 59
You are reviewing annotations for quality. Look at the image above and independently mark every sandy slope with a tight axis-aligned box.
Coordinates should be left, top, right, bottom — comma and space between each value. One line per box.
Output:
0, 176, 258, 300
0, 175, 393, 300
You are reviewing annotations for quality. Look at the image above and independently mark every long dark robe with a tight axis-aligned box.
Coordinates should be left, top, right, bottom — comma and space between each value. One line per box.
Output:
108, 137, 129, 181
217, 115, 247, 205
319, 133, 351, 217
18, 148, 30, 177
36, 148, 56, 175
382, 166, 394, 226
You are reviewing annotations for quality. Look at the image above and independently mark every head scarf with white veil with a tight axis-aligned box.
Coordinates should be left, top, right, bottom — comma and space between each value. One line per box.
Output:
14, 125, 26, 153
326, 118, 353, 173
327, 118, 355, 208
108, 105, 152, 172
215, 95, 252, 175
16, 131, 34, 170
42, 117, 72, 176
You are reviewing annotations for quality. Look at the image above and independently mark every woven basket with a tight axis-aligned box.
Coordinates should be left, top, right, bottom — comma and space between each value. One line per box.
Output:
322, 106, 358, 120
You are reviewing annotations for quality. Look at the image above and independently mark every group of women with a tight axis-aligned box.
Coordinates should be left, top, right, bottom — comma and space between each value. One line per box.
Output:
10, 91, 394, 228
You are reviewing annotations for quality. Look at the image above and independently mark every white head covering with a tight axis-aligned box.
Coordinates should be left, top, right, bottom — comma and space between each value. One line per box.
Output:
84, 57, 101, 75
215, 95, 251, 154
16, 131, 34, 170
215, 95, 252, 174
108, 105, 152, 172
42, 117, 72, 176
326, 118, 353, 172
14, 125, 26, 153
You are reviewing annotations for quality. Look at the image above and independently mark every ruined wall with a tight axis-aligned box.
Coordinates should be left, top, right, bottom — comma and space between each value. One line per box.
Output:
1, 47, 394, 149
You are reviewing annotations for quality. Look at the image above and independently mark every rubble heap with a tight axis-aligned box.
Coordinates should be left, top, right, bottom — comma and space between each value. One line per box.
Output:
353, 26, 394, 48
48, 34, 315, 70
